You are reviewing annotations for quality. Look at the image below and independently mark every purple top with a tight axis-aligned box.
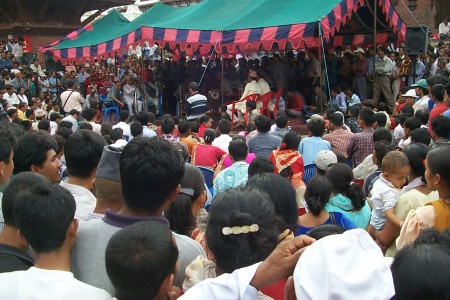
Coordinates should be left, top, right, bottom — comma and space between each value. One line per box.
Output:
223, 153, 257, 168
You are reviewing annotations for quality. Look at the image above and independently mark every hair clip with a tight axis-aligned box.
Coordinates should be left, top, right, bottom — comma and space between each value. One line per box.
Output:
222, 224, 259, 235
179, 188, 195, 196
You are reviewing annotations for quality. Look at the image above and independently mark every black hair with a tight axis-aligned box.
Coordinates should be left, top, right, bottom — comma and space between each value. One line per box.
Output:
281, 131, 301, 150
358, 107, 375, 126
246, 100, 257, 110
248, 157, 275, 177
130, 122, 143, 137
119, 110, 130, 122
403, 143, 430, 181
377, 102, 387, 111
206, 187, 279, 273
58, 120, 73, 129
82, 107, 96, 121
404, 117, 421, 131
275, 114, 288, 129
57, 127, 73, 140
325, 107, 337, 116
325, 163, 365, 210
328, 112, 344, 127
101, 122, 112, 136
304, 176, 333, 215
120, 137, 185, 214
373, 127, 393, 143
20, 120, 32, 132
14, 183, 76, 252
25, 109, 34, 119
53, 135, 65, 156
410, 128, 431, 146
348, 105, 360, 118
198, 114, 211, 125
177, 120, 191, 135
106, 220, 179, 300
246, 173, 298, 232
13, 132, 57, 174
431, 116, 450, 139
203, 128, 216, 144
136, 111, 149, 126
50, 112, 61, 122
165, 164, 205, 236
189, 81, 199, 91
37, 120, 50, 131
217, 119, 231, 134
110, 128, 123, 142
307, 119, 326, 137
400, 105, 414, 115
148, 112, 156, 124
161, 118, 175, 134
78, 122, 93, 131
391, 228, 450, 300
228, 140, 248, 161
375, 113, 387, 128
64, 130, 107, 178
190, 121, 199, 133
426, 146, 450, 187
373, 141, 396, 165
219, 104, 227, 112
254, 115, 271, 133
307, 224, 346, 240
430, 84, 445, 103
414, 110, 429, 125
2, 172, 49, 227
362, 99, 376, 109
0, 126, 16, 163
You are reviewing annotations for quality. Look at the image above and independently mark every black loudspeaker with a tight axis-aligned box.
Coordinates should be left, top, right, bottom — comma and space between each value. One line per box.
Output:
45, 51, 56, 71
405, 26, 428, 55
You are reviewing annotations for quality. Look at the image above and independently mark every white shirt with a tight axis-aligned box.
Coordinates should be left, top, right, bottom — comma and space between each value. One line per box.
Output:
113, 121, 131, 137
439, 22, 450, 35
370, 174, 401, 230
88, 121, 101, 135
0, 267, 111, 300
62, 115, 78, 133
257, 78, 271, 95
179, 263, 260, 299
3, 92, 20, 106
212, 134, 232, 153
393, 124, 405, 141
50, 121, 58, 135
413, 95, 430, 112
60, 182, 96, 222
143, 126, 157, 138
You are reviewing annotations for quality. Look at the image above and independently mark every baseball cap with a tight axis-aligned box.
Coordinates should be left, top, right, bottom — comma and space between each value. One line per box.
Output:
411, 79, 427, 90
294, 229, 395, 299
315, 150, 337, 170
354, 47, 365, 54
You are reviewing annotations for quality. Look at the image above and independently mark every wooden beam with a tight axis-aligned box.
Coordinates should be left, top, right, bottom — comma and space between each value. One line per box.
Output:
81, 10, 104, 26
14, 0, 25, 21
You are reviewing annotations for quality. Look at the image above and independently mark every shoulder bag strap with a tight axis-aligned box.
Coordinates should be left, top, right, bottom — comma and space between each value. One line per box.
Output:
61, 90, 75, 111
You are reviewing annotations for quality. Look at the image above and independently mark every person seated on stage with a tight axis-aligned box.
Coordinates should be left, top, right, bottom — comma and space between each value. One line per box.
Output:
227, 69, 261, 125
438, 17, 450, 40
303, 84, 327, 118
185, 82, 208, 121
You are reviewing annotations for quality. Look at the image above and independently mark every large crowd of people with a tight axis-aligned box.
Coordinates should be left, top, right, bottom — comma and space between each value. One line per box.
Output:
0, 32, 449, 299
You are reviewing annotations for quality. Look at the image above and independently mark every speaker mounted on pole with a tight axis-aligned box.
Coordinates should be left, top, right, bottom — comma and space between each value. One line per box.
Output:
405, 26, 429, 55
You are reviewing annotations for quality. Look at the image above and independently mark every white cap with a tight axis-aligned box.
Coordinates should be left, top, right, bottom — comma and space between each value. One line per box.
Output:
314, 150, 337, 170
7, 35, 13, 40
294, 229, 395, 300
354, 47, 365, 54
401, 89, 417, 98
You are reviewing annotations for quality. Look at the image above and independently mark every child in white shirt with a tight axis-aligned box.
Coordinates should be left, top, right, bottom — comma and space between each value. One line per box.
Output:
370, 151, 410, 230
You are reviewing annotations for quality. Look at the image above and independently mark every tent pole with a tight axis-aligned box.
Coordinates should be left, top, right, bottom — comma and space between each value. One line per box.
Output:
221, 53, 224, 105
318, 21, 323, 115
372, 0, 377, 100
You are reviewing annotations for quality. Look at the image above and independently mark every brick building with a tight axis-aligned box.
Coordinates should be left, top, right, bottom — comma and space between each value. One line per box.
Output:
394, 0, 449, 32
